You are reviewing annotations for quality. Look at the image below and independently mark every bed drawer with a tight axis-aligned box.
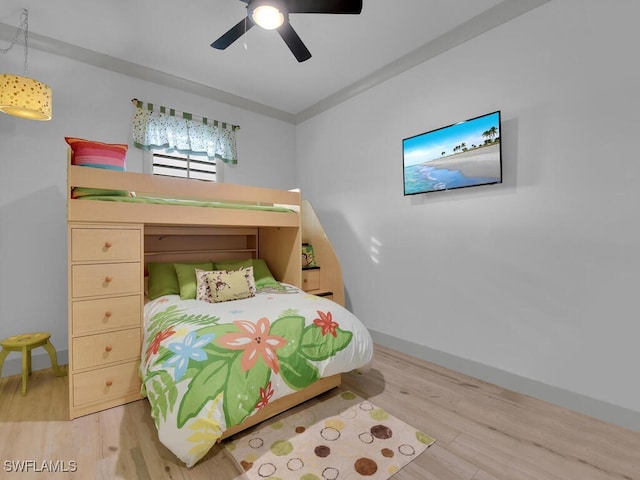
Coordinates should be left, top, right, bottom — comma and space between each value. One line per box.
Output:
72, 361, 141, 407
72, 262, 141, 298
302, 268, 320, 291
72, 327, 141, 370
71, 228, 141, 263
72, 295, 141, 335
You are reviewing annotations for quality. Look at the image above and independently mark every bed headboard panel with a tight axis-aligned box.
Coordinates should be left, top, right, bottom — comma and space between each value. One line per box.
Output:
143, 225, 302, 288
144, 225, 258, 265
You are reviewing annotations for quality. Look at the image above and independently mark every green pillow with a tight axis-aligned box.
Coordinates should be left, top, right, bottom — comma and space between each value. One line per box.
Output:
147, 262, 180, 299
215, 258, 279, 288
215, 258, 252, 270
174, 262, 214, 299
252, 259, 280, 287
72, 187, 130, 198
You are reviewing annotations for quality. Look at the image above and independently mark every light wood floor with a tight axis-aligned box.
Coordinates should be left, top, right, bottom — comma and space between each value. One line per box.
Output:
1, 344, 639, 479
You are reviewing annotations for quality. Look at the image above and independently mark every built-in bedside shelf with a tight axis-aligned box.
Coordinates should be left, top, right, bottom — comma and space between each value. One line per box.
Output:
301, 266, 333, 300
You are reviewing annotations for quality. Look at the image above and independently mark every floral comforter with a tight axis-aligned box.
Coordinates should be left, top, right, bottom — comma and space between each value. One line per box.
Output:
140, 286, 373, 467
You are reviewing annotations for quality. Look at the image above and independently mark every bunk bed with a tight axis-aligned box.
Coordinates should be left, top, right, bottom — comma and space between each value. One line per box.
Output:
66, 153, 373, 467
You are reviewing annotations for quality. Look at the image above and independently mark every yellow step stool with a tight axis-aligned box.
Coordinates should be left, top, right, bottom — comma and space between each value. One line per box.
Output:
0, 332, 66, 396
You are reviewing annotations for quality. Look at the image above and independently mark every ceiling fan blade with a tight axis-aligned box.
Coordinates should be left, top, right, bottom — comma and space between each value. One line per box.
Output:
284, 0, 362, 14
211, 16, 254, 50
277, 22, 312, 62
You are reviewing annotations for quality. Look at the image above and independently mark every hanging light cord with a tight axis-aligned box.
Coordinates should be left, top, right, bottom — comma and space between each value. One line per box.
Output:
243, 15, 248, 50
0, 9, 29, 75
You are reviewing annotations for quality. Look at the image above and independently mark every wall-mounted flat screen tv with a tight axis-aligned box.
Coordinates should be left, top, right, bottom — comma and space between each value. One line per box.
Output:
403, 110, 502, 195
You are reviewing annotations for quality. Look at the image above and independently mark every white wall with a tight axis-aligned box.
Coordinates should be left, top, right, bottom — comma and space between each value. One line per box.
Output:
0, 50, 296, 372
2, 0, 639, 431
296, 0, 640, 428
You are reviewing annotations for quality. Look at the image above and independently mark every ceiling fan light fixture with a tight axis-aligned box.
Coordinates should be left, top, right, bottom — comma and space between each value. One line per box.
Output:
212, 0, 363, 61
250, 1, 286, 30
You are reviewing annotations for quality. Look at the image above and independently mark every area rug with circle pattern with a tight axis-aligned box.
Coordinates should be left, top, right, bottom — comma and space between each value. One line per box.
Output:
225, 390, 435, 479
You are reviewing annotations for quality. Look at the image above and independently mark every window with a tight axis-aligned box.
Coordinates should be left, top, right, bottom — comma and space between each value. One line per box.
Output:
132, 99, 239, 166
149, 149, 221, 182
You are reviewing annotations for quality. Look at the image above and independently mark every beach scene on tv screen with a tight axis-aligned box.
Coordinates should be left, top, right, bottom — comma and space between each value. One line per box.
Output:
403, 111, 501, 195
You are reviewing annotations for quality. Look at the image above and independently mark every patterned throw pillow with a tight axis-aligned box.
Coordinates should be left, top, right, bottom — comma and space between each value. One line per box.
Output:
214, 258, 281, 289
65, 137, 128, 170
66, 136, 130, 198
204, 267, 256, 303
195, 268, 214, 302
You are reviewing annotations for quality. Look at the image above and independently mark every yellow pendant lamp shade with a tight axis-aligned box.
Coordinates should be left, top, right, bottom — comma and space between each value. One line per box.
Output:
0, 74, 52, 121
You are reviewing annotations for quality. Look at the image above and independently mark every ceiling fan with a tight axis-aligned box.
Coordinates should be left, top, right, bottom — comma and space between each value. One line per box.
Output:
211, 0, 363, 62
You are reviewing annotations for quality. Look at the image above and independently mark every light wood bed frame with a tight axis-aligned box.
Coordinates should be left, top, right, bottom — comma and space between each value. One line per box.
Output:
67, 158, 341, 438
68, 163, 303, 284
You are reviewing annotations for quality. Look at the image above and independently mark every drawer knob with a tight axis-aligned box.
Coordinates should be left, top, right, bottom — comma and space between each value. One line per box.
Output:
104, 311, 112, 318
104, 241, 112, 248
105, 380, 113, 387
105, 345, 113, 353
104, 276, 113, 283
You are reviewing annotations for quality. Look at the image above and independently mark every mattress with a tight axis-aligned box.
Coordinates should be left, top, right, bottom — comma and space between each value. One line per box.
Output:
77, 194, 295, 212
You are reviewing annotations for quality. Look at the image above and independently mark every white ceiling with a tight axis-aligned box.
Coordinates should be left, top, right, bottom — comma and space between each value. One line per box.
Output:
0, 0, 550, 123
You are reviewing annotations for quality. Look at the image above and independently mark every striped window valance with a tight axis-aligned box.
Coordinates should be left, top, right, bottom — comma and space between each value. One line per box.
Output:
131, 99, 239, 164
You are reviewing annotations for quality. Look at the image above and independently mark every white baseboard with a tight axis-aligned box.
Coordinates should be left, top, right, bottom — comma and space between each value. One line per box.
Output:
369, 329, 640, 433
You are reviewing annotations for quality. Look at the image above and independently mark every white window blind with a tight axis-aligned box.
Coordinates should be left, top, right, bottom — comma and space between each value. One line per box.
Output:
151, 150, 217, 182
